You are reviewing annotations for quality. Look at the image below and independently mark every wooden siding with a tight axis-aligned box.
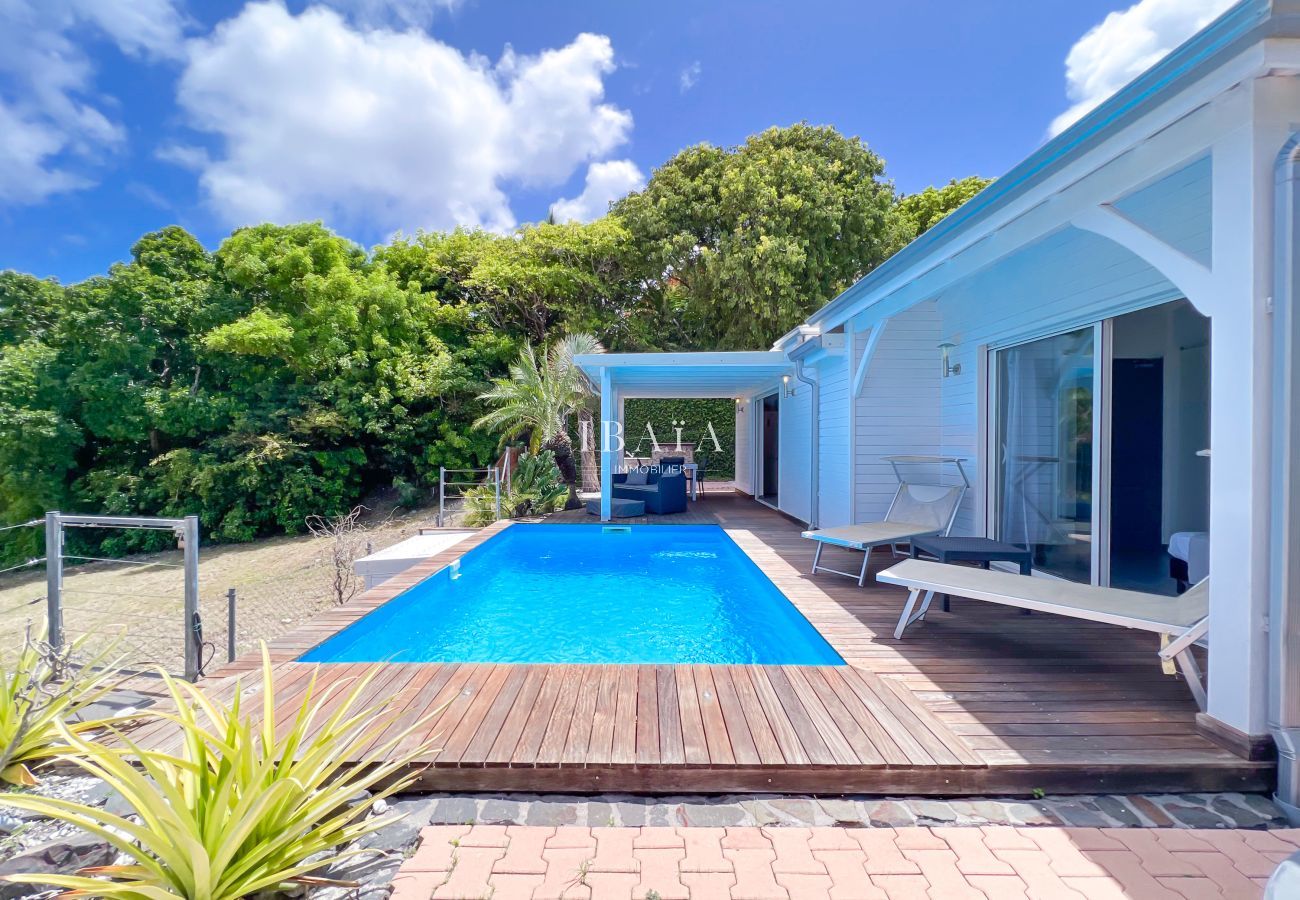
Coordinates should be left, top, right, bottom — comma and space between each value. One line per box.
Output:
778, 382, 813, 524
138, 498, 1271, 795
815, 346, 852, 528
854, 302, 942, 523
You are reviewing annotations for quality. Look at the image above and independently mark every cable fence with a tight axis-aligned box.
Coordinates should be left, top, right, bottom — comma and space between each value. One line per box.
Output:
0, 509, 435, 679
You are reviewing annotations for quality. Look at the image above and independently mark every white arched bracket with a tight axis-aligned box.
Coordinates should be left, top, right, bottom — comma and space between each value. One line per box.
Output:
852, 318, 889, 398
1071, 204, 1217, 314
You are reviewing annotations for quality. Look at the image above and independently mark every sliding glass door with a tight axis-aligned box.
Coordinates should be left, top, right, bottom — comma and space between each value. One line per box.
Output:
993, 326, 1097, 583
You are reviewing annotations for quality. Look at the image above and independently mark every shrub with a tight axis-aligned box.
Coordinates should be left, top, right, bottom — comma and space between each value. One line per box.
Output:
0, 628, 123, 786
0, 647, 440, 899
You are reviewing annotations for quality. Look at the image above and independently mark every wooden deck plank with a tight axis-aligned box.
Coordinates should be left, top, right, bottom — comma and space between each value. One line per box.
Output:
726, 666, 785, 766
485, 665, 546, 765
513, 666, 565, 765
657, 666, 686, 766
610, 665, 638, 766
694, 666, 736, 767
710, 666, 760, 766
562, 665, 602, 765
586, 665, 619, 765
456, 665, 526, 764
635, 665, 661, 766
439, 665, 513, 765
675, 666, 710, 766
537, 666, 584, 767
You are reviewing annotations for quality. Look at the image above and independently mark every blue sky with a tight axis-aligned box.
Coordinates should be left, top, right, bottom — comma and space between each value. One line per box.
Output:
0, 0, 1234, 283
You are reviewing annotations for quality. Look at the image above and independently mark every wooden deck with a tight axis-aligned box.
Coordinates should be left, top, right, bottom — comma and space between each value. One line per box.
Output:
136, 496, 1272, 794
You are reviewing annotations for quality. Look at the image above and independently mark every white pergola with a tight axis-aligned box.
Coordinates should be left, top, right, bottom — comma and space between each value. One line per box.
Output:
575, 352, 791, 520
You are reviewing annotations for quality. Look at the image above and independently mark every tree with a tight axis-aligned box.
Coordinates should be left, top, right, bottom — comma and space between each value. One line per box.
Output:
613, 123, 900, 350
474, 332, 604, 508
894, 176, 993, 241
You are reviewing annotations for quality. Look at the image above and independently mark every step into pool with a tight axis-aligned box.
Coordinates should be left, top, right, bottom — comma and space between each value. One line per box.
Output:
299, 524, 843, 665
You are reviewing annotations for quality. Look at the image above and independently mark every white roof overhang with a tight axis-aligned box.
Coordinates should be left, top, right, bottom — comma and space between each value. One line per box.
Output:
575, 352, 791, 399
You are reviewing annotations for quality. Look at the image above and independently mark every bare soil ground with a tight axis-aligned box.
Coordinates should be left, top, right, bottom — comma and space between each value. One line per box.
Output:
0, 505, 439, 676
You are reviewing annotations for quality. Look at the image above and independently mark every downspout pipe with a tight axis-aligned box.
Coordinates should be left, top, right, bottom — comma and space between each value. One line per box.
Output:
793, 358, 820, 529
1269, 133, 1300, 825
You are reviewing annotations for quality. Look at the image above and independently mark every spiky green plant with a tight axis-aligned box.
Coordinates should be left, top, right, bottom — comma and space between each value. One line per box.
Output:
0, 627, 124, 786
474, 332, 604, 507
0, 647, 439, 899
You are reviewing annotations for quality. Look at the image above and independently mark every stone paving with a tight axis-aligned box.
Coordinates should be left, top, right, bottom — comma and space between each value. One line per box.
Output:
390, 824, 1300, 899
420, 792, 1288, 831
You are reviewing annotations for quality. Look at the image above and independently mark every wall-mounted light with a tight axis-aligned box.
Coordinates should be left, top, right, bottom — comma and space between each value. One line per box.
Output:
782, 374, 795, 398
938, 341, 961, 378
735, 397, 744, 414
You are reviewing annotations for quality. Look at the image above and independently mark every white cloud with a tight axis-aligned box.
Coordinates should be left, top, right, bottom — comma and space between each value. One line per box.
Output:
0, 0, 187, 206
679, 61, 701, 93
551, 159, 645, 222
317, 0, 466, 30
176, 2, 632, 233
1050, 0, 1234, 136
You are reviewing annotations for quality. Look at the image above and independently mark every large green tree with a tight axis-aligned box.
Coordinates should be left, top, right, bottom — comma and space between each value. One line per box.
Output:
613, 123, 900, 350
894, 176, 993, 242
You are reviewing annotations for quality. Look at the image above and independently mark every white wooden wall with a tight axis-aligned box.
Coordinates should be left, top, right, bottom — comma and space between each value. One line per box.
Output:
779, 382, 813, 524
853, 302, 942, 523
816, 348, 853, 528
734, 398, 754, 495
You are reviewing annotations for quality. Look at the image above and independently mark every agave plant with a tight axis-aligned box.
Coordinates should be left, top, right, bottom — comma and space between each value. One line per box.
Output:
0, 627, 124, 786
0, 647, 439, 899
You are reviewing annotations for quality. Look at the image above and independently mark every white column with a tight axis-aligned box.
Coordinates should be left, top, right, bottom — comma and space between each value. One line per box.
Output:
1203, 79, 1295, 737
599, 368, 614, 522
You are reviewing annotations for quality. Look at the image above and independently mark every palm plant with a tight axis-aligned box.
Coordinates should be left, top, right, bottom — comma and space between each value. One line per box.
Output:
475, 332, 604, 508
0, 647, 440, 899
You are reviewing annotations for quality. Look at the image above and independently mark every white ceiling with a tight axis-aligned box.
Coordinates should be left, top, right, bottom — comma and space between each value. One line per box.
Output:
576, 352, 791, 398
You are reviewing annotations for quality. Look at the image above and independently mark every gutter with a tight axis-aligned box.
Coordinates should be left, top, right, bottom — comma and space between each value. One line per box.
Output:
1270, 132, 1300, 825
791, 350, 820, 529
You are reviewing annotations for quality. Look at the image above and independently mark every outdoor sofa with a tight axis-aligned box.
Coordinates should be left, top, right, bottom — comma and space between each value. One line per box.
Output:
612, 466, 688, 515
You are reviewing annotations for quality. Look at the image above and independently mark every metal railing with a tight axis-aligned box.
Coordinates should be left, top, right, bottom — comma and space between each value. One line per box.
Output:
42, 512, 202, 680
436, 466, 501, 526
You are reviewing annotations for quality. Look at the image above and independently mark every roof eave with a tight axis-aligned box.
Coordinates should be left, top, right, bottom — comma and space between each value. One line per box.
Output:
808, 0, 1289, 330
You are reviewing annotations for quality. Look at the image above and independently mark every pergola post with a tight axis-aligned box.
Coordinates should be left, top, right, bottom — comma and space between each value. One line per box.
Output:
600, 367, 614, 522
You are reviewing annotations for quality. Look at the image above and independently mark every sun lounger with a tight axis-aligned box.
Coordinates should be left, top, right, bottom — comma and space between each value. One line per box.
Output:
876, 558, 1210, 709
803, 456, 969, 586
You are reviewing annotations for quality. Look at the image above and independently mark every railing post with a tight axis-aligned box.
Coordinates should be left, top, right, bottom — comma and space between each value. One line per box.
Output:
437, 466, 445, 527
493, 466, 501, 520
182, 515, 200, 681
44, 511, 62, 651
226, 587, 237, 663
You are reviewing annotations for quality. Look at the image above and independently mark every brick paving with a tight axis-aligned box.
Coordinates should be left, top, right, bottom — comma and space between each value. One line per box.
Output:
390, 825, 1300, 899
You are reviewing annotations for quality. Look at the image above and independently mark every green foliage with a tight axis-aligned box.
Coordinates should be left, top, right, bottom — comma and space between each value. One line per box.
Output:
894, 176, 993, 241
507, 451, 568, 517
623, 398, 736, 478
0, 648, 438, 899
614, 123, 900, 350
0, 629, 124, 786
0, 124, 976, 554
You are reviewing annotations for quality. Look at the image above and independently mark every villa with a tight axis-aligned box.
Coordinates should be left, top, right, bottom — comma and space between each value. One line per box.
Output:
579, 0, 1300, 816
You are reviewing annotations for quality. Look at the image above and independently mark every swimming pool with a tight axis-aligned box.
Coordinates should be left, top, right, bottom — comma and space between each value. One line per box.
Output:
299, 524, 843, 665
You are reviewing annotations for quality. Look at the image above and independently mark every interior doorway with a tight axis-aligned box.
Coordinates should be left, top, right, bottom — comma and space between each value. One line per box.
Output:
759, 393, 780, 506
1108, 300, 1210, 594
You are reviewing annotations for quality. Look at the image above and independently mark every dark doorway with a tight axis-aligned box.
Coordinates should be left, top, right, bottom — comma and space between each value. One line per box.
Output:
1110, 357, 1165, 587
760, 394, 779, 505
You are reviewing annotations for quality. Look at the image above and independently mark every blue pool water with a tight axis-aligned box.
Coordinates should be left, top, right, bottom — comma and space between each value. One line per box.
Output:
299, 524, 843, 665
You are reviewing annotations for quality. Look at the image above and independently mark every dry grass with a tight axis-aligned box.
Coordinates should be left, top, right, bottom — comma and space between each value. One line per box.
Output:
0, 507, 439, 676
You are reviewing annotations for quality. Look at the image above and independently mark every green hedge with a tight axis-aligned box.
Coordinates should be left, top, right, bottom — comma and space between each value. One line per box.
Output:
623, 398, 736, 479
